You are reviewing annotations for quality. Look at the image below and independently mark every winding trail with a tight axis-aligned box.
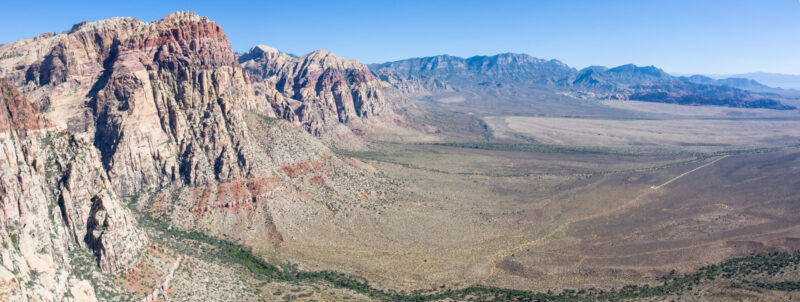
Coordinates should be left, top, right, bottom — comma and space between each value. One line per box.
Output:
482, 155, 731, 282
650, 155, 729, 189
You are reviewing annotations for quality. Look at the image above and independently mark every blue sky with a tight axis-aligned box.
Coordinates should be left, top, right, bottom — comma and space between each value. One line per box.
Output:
1, 0, 798, 74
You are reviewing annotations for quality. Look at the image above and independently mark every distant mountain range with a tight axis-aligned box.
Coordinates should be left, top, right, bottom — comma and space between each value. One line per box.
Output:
370, 54, 796, 110
706, 72, 800, 91
679, 75, 776, 93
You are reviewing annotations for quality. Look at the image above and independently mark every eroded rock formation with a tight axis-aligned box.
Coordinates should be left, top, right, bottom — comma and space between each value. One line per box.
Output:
0, 11, 393, 300
0, 79, 144, 300
0, 11, 263, 299
1, 11, 259, 196
239, 45, 395, 135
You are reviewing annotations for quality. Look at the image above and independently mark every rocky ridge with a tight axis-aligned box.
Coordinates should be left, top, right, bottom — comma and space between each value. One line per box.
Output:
239, 45, 401, 136
371, 54, 795, 110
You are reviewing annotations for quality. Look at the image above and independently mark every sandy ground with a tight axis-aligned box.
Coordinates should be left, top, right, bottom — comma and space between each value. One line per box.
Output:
489, 116, 800, 148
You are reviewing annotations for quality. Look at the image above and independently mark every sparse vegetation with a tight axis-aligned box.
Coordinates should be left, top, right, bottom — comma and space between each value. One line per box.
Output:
136, 197, 800, 301
429, 142, 639, 156
754, 281, 800, 291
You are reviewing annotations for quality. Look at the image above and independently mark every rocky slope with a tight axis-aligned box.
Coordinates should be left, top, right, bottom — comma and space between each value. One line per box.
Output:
239, 45, 399, 136
371, 54, 795, 110
0, 11, 256, 298
0, 11, 262, 196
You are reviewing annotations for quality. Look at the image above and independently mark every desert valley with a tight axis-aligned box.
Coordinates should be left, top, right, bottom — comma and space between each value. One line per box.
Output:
1, 9, 800, 301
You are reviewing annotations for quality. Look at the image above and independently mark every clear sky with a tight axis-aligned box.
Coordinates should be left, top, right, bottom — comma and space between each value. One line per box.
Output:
1, 0, 798, 75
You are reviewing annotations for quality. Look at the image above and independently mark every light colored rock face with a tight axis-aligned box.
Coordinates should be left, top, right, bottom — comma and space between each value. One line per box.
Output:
70, 280, 98, 302
0, 11, 264, 299
371, 68, 453, 97
54, 135, 146, 273
0, 11, 258, 196
0, 265, 17, 301
0, 79, 143, 300
239, 45, 393, 136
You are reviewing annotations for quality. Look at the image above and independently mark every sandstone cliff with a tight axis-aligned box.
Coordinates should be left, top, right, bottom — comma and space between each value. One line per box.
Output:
239, 45, 396, 136
0, 79, 144, 301
0, 12, 395, 300
0, 11, 265, 299
0, 12, 261, 196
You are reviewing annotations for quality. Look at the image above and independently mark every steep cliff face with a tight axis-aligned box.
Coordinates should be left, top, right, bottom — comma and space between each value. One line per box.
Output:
239, 45, 394, 136
0, 79, 144, 300
91, 12, 258, 194
0, 12, 259, 196
0, 11, 263, 299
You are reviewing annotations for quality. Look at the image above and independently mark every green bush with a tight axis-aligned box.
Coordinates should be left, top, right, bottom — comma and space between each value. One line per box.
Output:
10, 233, 19, 249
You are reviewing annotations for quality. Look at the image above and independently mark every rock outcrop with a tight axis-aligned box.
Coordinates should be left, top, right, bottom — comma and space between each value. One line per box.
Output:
0, 78, 144, 300
239, 45, 394, 135
55, 134, 145, 273
0, 11, 259, 196
0, 11, 263, 299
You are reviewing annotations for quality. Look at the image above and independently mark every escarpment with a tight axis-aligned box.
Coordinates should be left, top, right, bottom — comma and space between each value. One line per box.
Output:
1, 11, 260, 196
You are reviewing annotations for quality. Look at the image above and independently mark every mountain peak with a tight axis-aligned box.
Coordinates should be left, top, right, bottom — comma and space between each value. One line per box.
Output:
238, 45, 287, 62
160, 11, 204, 23
607, 64, 665, 73
605, 64, 671, 84
303, 49, 339, 62
580, 65, 610, 73
307, 49, 332, 57
254, 44, 279, 54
